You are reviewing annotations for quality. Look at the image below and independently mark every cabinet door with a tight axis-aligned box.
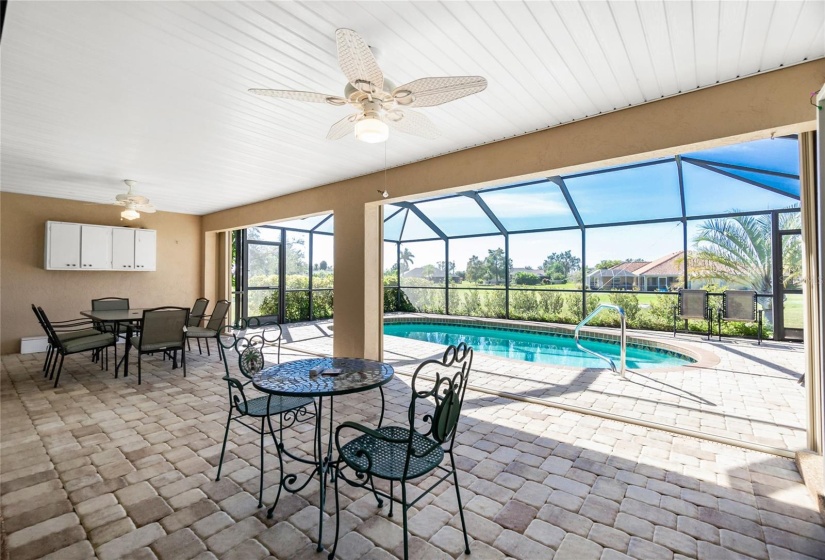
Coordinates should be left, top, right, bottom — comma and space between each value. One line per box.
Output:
112, 229, 136, 270
47, 223, 81, 269
80, 225, 112, 269
134, 230, 156, 271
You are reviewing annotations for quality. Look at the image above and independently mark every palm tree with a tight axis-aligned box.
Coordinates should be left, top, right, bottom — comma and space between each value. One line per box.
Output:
689, 212, 800, 293
400, 247, 415, 272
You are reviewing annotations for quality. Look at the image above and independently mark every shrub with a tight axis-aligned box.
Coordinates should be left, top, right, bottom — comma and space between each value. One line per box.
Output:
514, 272, 541, 286
608, 293, 640, 322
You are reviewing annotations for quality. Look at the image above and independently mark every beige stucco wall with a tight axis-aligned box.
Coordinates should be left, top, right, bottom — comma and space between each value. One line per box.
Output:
0, 192, 203, 354
201, 60, 825, 360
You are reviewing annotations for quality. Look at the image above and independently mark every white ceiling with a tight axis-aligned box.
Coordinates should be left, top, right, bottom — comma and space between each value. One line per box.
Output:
2, 1, 823, 215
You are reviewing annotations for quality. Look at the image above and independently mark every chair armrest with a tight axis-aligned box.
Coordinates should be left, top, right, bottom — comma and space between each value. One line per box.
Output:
334, 421, 409, 448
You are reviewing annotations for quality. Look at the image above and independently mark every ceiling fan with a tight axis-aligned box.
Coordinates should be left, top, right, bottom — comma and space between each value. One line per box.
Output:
249, 28, 487, 143
114, 180, 156, 221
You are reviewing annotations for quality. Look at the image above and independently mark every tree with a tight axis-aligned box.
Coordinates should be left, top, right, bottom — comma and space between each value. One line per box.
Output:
421, 264, 436, 281
688, 213, 800, 293
595, 259, 623, 270
545, 262, 567, 283
436, 261, 456, 275
484, 248, 511, 285
400, 247, 415, 272
465, 256, 486, 283
543, 250, 581, 276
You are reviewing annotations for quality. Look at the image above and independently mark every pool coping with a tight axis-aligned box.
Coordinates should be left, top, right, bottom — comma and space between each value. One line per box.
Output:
384, 313, 722, 372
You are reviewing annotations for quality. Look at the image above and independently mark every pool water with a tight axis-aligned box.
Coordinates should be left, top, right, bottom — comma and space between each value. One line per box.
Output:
384, 323, 695, 369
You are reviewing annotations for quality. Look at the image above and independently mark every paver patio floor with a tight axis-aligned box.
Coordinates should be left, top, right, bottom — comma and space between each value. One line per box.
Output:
283, 317, 807, 452
1, 326, 821, 560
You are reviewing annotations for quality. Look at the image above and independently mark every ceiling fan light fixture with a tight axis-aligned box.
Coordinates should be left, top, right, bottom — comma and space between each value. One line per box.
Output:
121, 208, 140, 221
354, 115, 388, 143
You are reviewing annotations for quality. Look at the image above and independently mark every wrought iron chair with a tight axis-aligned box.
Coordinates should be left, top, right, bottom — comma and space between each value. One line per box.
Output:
31, 304, 101, 377
37, 307, 117, 387
186, 299, 231, 360
329, 343, 474, 560
186, 297, 210, 353
216, 325, 315, 508
131, 307, 189, 385
672, 289, 711, 339
717, 290, 763, 344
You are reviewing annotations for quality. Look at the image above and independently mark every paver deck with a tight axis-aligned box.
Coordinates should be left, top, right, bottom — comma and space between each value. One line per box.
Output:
1, 323, 821, 560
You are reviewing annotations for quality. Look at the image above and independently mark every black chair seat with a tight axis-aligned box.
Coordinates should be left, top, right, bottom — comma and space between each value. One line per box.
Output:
239, 394, 314, 417
340, 426, 444, 481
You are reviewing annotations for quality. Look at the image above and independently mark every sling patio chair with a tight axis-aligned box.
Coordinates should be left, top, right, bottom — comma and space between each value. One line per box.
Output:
38, 306, 116, 388
131, 306, 189, 385
717, 290, 763, 344
186, 297, 210, 354
91, 297, 136, 340
329, 343, 474, 560
216, 325, 315, 508
673, 289, 711, 339
186, 299, 231, 360
31, 304, 102, 377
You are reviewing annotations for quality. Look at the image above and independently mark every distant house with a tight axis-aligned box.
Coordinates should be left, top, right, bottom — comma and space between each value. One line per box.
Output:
587, 252, 682, 291
634, 252, 683, 291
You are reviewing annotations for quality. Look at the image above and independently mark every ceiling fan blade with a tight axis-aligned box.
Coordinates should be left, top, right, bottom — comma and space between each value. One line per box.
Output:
335, 28, 383, 93
249, 89, 348, 106
136, 206, 156, 214
326, 114, 358, 141
392, 76, 487, 108
383, 109, 440, 140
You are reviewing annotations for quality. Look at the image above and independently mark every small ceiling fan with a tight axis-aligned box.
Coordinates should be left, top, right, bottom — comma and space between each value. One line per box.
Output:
249, 28, 487, 143
114, 180, 155, 220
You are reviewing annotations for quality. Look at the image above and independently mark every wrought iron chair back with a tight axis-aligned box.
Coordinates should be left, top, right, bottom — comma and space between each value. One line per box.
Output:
407, 342, 473, 453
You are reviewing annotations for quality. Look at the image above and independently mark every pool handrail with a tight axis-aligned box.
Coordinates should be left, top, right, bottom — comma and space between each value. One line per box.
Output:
574, 304, 627, 378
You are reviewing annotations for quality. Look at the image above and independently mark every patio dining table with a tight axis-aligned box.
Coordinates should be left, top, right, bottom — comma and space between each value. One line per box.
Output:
251, 357, 394, 553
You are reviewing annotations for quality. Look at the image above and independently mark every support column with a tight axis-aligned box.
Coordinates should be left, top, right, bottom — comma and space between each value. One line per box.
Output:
333, 203, 383, 360
802, 125, 823, 454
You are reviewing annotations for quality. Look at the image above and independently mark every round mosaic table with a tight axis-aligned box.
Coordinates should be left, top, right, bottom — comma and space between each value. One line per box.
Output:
251, 357, 394, 552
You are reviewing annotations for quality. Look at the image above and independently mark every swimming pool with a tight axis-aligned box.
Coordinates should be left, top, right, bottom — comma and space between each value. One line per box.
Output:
384, 321, 696, 369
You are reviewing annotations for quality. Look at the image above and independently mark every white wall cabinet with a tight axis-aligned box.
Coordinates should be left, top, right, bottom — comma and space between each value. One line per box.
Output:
112, 229, 136, 270
135, 230, 157, 271
46, 222, 81, 269
45, 221, 156, 272
80, 225, 113, 269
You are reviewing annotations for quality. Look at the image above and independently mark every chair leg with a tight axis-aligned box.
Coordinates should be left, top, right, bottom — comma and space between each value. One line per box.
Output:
53, 354, 65, 388
187, 338, 191, 352
217, 337, 222, 362
265, 414, 285, 515
182, 348, 186, 377
197, 338, 202, 355
44, 346, 53, 377
389, 482, 394, 517
216, 410, 232, 481
328, 463, 342, 560
450, 453, 470, 554
49, 350, 60, 380
258, 418, 265, 508
401, 482, 409, 560
138, 354, 142, 385
205, 338, 210, 357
